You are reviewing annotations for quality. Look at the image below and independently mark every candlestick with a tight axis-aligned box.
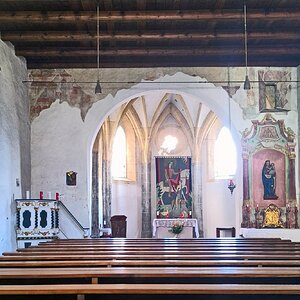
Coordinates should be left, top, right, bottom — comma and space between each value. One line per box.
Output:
26, 191, 30, 199
48, 192, 52, 199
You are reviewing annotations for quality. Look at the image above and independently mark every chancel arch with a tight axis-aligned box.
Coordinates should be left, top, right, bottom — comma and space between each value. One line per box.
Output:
89, 78, 241, 238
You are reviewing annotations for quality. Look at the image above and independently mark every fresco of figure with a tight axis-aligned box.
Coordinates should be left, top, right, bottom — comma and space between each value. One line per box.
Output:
262, 160, 278, 199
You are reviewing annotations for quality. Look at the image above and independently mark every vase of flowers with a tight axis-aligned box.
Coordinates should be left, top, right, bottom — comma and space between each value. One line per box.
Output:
169, 220, 184, 238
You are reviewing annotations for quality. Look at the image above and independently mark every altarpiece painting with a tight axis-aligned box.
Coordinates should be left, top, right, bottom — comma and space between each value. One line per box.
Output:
155, 157, 192, 219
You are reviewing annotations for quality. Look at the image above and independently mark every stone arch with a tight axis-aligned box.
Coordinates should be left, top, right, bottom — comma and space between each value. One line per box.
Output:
87, 72, 241, 237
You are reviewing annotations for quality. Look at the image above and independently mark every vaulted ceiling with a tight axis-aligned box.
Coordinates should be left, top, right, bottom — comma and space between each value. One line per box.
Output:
0, 0, 299, 69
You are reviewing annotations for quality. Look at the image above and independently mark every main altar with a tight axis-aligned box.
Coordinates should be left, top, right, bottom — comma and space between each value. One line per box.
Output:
152, 218, 199, 238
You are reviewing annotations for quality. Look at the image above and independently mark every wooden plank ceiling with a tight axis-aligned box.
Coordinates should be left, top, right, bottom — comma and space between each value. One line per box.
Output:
0, 0, 299, 69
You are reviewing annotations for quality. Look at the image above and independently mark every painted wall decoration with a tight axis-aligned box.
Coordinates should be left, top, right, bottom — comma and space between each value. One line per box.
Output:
29, 70, 93, 121
258, 70, 291, 112
241, 114, 297, 229
155, 157, 192, 219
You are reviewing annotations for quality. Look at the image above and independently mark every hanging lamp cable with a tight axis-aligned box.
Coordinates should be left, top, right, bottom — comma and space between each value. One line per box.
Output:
243, 3, 251, 90
95, 0, 102, 94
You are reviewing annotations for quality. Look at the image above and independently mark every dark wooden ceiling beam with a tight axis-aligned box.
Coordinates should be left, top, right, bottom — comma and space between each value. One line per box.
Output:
25, 57, 299, 69
16, 47, 300, 57
1, 10, 300, 22
3, 31, 300, 41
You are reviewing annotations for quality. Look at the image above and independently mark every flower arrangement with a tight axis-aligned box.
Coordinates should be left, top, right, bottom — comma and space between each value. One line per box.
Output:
169, 220, 184, 235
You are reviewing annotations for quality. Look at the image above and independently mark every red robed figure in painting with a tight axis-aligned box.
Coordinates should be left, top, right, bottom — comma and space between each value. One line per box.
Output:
165, 161, 181, 195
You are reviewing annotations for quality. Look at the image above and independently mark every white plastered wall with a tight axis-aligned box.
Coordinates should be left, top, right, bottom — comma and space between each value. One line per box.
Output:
0, 40, 30, 253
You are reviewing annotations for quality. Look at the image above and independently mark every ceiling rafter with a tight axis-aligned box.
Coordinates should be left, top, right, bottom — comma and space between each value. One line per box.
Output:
16, 46, 300, 57
3, 31, 300, 41
1, 10, 300, 23
1, 0, 298, 69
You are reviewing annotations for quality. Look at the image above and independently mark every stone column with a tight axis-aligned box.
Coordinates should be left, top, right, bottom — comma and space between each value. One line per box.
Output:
192, 161, 203, 237
141, 161, 152, 237
102, 159, 112, 228
90, 150, 100, 238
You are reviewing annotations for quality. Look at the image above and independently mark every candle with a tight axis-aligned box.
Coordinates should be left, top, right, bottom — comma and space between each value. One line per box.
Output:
48, 192, 52, 199
55, 192, 59, 200
39, 191, 43, 199
26, 191, 30, 199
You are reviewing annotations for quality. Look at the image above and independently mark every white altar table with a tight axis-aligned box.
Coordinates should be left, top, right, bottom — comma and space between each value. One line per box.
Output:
152, 218, 199, 238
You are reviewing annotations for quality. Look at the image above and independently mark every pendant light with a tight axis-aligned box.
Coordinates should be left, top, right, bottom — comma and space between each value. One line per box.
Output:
243, 3, 251, 90
95, 1, 102, 94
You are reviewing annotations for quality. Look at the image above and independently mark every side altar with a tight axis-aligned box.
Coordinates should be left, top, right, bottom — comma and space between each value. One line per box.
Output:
152, 218, 199, 238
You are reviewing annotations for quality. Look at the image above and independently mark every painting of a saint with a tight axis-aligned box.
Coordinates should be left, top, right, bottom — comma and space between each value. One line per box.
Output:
262, 160, 278, 200
156, 157, 192, 218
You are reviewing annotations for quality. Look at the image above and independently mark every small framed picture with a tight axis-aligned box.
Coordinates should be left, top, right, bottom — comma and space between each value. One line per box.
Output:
66, 171, 77, 186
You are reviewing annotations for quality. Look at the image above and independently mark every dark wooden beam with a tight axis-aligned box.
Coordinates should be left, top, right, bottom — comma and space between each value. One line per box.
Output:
0, 10, 300, 23
25, 56, 300, 69
16, 47, 300, 57
2, 31, 300, 42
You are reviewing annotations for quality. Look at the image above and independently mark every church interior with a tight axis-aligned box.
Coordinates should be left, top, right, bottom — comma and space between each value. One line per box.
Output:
0, 0, 300, 298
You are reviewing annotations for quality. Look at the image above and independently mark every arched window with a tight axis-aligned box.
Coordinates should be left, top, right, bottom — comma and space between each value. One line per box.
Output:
214, 127, 237, 179
111, 126, 126, 178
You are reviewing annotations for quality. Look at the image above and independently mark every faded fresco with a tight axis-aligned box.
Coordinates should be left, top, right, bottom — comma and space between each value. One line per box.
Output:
29, 70, 93, 121
258, 70, 291, 112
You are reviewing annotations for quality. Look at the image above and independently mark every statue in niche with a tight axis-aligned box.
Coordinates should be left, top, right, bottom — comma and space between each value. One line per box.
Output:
262, 160, 278, 200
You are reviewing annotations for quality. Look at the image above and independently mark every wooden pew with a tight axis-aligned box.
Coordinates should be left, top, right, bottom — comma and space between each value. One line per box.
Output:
40, 238, 292, 246
0, 283, 299, 298
0, 238, 299, 299
6, 238, 300, 256
3, 238, 300, 267
2, 253, 300, 261
20, 242, 300, 251
0, 266, 299, 284
1, 258, 300, 268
